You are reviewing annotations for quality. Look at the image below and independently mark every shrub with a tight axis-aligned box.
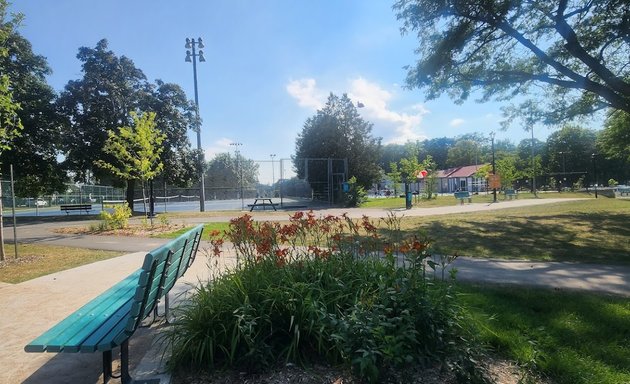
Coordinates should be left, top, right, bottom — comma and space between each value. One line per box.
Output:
166, 212, 487, 383
342, 176, 367, 207
98, 203, 131, 230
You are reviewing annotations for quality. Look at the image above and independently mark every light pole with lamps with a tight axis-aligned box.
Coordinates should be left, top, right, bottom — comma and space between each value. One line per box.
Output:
230, 142, 244, 209
270, 154, 276, 197
490, 132, 497, 203
185, 37, 206, 212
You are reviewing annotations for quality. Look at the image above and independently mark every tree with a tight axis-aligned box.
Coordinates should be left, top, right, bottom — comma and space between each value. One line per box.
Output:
143, 80, 198, 187
386, 162, 402, 196
294, 93, 382, 190
394, 1, 630, 126
446, 139, 480, 167
0, 0, 24, 261
95, 111, 165, 220
0, 27, 65, 197
420, 155, 438, 199
205, 153, 259, 199
545, 125, 597, 188
420, 137, 454, 169
598, 110, 630, 163
58, 39, 151, 206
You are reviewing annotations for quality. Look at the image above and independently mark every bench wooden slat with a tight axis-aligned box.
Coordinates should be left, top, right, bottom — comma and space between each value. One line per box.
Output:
81, 299, 134, 352
25, 271, 141, 353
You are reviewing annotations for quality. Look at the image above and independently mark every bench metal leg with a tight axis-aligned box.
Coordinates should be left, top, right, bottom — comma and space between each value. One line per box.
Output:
120, 339, 161, 384
103, 350, 113, 383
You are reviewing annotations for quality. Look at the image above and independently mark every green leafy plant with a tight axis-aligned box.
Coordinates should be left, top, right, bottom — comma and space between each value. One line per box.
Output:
98, 203, 131, 230
166, 212, 487, 383
342, 176, 367, 207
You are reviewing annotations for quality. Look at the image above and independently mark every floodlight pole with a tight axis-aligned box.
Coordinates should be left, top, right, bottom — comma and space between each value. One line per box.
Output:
185, 37, 206, 212
270, 154, 276, 197
230, 142, 243, 210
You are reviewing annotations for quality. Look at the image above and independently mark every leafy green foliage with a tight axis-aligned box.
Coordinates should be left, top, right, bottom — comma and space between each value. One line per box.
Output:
394, 0, 630, 125
205, 152, 260, 191
598, 110, 630, 163
294, 93, 382, 189
98, 203, 132, 230
342, 176, 367, 207
167, 213, 487, 383
0, 0, 23, 154
95, 111, 165, 182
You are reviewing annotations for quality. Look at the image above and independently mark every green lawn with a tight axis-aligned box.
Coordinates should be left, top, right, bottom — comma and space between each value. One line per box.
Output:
155, 221, 231, 241
0, 244, 124, 283
362, 190, 594, 209
401, 198, 630, 264
458, 283, 630, 384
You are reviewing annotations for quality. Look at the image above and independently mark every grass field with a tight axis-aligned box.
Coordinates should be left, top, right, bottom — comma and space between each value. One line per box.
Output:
404, 198, 630, 264
458, 283, 630, 384
0, 244, 124, 284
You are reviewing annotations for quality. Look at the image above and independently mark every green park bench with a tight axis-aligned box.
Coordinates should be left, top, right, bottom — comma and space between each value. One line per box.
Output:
504, 189, 518, 200
24, 224, 204, 384
616, 188, 630, 198
454, 191, 472, 205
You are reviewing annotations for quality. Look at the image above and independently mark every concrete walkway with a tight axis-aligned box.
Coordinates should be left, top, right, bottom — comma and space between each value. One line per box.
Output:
2, 197, 629, 383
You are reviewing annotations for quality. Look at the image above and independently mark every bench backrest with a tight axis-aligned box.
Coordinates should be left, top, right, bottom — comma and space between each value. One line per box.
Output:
115, 224, 204, 343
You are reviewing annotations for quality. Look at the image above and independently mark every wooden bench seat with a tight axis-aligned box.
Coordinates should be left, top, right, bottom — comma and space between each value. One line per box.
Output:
454, 191, 472, 205
25, 224, 204, 383
60, 204, 92, 214
504, 189, 518, 200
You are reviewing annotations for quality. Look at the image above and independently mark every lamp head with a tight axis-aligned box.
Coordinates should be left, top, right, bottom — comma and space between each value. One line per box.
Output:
185, 38, 191, 49
185, 51, 192, 62
197, 38, 205, 49
198, 50, 206, 62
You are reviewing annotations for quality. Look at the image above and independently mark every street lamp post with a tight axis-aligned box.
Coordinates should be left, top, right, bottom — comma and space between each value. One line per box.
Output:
230, 142, 243, 209
592, 153, 598, 199
530, 126, 537, 197
490, 132, 497, 203
270, 154, 276, 197
185, 37, 206, 212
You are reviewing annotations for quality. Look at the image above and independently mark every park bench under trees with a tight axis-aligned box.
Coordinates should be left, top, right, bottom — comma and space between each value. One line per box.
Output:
24, 224, 204, 384
454, 191, 472, 204
504, 189, 518, 200
60, 204, 93, 214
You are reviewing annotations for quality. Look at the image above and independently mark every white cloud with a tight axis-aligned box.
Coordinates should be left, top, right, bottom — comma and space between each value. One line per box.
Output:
205, 137, 235, 160
348, 77, 428, 144
286, 78, 324, 110
450, 118, 465, 127
285, 76, 429, 144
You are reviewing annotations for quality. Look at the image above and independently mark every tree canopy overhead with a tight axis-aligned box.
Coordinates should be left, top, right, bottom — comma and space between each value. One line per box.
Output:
394, 0, 630, 125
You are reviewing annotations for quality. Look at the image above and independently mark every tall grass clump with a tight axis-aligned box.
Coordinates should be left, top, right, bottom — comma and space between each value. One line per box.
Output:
166, 212, 487, 383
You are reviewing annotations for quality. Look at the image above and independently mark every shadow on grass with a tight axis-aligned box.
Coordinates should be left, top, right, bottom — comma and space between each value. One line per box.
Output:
459, 284, 630, 384
419, 212, 630, 264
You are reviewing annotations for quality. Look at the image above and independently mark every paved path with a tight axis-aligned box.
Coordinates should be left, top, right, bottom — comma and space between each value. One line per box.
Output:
2, 197, 629, 384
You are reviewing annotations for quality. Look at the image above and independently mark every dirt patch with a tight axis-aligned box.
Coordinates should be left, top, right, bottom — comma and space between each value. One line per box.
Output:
53, 223, 188, 237
0, 255, 44, 269
172, 357, 549, 384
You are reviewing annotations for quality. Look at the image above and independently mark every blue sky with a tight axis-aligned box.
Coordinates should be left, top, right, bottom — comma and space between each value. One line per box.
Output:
10, 1, 589, 183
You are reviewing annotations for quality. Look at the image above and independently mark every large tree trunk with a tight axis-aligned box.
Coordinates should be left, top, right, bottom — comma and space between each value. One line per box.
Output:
126, 179, 135, 212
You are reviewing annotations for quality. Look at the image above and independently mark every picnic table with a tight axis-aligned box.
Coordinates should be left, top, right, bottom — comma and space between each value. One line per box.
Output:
248, 198, 278, 211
